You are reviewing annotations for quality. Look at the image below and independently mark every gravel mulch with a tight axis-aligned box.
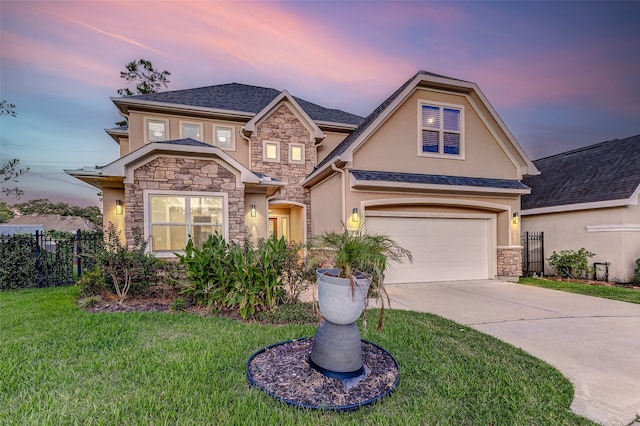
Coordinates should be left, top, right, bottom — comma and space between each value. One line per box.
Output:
247, 337, 400, 410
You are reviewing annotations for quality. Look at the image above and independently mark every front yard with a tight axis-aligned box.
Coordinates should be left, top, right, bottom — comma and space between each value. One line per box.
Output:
0, 286, 594, 425
519, 277, 640, 304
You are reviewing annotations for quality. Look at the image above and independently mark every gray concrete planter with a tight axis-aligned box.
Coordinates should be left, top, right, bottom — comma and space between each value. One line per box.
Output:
310, 268, 371, 379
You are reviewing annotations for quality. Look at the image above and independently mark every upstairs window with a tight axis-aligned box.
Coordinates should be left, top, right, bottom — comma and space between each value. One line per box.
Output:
419, 102, 463, 157
146, 118, 169, 143
288, 143, 305, 164
215, 125, 235, 150
263, 141, 280, 162
181, 122, 202, 141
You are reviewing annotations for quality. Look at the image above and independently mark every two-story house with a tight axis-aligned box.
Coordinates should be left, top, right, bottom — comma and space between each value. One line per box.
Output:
67, 71, 538, 283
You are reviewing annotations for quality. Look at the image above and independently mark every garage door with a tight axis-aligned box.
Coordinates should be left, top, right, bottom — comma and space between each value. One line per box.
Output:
367, 216, 491, 283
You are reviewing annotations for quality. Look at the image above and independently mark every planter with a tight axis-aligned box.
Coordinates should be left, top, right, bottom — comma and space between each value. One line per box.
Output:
309, 268, 371, 379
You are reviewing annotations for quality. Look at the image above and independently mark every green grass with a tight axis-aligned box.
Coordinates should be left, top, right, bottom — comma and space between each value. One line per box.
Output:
519, 277, 640, 304
0, 287, 594, 425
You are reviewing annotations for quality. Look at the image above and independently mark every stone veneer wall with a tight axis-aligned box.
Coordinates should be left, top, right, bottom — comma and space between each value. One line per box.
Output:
125, 156, 245, 246
251, 103, 315, 237
497, 247, 523, 278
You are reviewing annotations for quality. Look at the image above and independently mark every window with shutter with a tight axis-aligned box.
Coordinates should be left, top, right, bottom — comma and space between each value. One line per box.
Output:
418, 102, 463, 158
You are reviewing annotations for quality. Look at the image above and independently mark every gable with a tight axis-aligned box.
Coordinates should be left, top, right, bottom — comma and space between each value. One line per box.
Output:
351, 88, 521, 180
304, 71, 538, 187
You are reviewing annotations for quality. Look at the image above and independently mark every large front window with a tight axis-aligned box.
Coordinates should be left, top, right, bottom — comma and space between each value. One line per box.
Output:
149, 193, 226, 253
419, 102, 462, 157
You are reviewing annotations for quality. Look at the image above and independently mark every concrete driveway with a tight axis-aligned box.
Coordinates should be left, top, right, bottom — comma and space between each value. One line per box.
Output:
384, 280, 640, 426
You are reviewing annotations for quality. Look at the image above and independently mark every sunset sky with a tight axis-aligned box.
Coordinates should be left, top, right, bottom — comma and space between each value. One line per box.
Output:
1, 1, 639, 207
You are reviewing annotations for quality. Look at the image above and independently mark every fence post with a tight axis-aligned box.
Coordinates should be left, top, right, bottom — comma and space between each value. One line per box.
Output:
540, 232, 544, 277
35, 230, 41, 286
76, 229, 82, 281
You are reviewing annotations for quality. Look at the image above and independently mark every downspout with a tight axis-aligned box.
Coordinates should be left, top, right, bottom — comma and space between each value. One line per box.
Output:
331, 163, 346, 224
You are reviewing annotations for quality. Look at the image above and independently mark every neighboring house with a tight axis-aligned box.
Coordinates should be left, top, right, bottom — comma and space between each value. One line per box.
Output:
67, 71, 538, 283
4, 214, 99, 233
521, 135, 640, 282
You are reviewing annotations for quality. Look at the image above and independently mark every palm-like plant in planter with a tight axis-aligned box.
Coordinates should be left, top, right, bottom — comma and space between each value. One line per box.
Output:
307, 225, 412, 379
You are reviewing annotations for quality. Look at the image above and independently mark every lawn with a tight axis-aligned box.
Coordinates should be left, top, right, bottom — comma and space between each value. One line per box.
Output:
519, 277, 640, 304
0, 286, 594, 425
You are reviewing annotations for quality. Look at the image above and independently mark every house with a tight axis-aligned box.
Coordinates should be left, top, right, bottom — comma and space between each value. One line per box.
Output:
67, 71, 538, 283
521, 135, 640, 282
4, 214, 99, 233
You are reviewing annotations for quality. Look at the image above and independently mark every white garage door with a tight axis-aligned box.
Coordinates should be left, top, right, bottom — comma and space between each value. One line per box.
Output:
367, 216, 492, 283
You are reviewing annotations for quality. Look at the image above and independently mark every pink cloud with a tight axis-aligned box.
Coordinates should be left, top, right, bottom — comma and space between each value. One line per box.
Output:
467, 42, 640, 113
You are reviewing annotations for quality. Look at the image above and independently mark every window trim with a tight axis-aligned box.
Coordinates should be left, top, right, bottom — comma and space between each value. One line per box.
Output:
288, 143, 305, 165
417, 100, 465, 160
179, 120, 203, 141
263, 140, 280, 162
214, 125, 236, 151
144, 117, 170, 143
143, 190, 229, 257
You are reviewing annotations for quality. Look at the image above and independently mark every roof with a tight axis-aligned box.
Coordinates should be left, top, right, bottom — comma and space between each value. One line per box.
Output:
351, 170, 531, 191
522, 134, 640, 210
115, 83, 364, 126
5, 214, 99, 232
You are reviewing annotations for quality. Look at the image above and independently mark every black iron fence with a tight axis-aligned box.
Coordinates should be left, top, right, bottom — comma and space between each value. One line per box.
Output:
0, 230, 102, 290
521, 231, 544, 277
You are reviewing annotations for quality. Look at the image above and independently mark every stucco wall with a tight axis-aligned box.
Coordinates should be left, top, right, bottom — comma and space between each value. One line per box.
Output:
309, 172, 343, 235
522, 204, 640, 282
102, 187, 126, 244
126, 111, 250, 167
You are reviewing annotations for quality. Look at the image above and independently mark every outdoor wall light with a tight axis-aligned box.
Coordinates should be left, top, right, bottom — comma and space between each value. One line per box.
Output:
512, 212, 519, 225
116, 200, 123, 216
351, 207, 359, 223
251, 204, 256, 217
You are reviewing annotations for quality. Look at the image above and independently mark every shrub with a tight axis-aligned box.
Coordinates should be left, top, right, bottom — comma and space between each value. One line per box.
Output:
176, 234, 306, 319
170, 297, 186, 312
547, 248, 596, 279
634, 259, 640, 284
76, 266, 106, 296
86, 224, 164, 304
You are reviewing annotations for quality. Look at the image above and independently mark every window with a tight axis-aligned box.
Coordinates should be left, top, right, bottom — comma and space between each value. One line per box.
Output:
419, 102, 462, 157
288, 143, 305, 164
147, 192, 226, 253
214, 125, 235, 150
146, 118, 169, 143
181, 122, 202, 141
263, 141, 280, 162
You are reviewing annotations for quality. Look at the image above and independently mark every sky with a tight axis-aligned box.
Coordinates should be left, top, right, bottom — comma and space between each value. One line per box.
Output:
1, 1, 639, 208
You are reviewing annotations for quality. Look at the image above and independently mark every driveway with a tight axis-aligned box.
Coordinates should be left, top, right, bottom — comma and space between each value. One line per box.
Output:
384, 280, 640, 426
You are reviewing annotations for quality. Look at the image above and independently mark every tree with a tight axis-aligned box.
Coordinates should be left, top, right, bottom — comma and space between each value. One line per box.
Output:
0, 159, 29, 199
13, 198, 102, 226
117, 59, 171, 97
0, 100, 17, 117
0, 201, 14, 223
1, 102, 28, 198
115, 59, 171, 126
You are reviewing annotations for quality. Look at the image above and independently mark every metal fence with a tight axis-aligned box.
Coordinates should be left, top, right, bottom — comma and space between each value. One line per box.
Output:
521, 231, 544, 277
0, 230, 102, 290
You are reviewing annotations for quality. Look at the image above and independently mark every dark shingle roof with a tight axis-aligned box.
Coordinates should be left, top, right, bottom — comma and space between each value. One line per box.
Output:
352, 170, 530, 190
119, 83, 364, 126
159, 138, 211, 148
522, 135, 640, 210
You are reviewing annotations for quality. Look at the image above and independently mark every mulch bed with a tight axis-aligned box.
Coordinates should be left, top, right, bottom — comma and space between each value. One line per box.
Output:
247, 337, 400, 410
